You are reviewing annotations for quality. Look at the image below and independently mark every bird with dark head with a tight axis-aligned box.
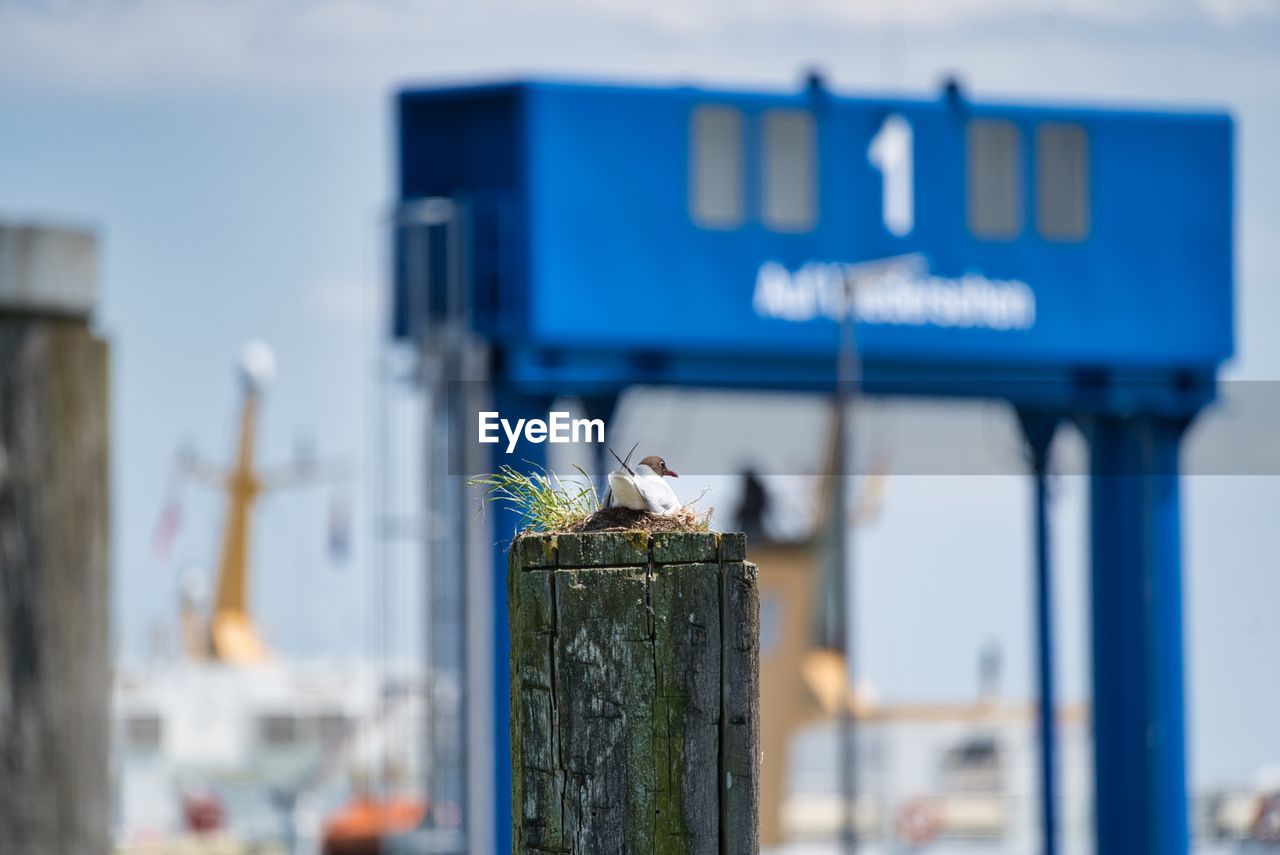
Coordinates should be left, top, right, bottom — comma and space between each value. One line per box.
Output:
608, 452, 681, 514
637, 455, 678, 479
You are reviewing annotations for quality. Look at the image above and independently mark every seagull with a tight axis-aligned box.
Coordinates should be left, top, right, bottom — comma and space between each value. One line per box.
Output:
607, 454, 681, 515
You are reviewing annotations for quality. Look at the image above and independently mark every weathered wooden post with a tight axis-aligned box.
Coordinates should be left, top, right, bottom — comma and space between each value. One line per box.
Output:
0, 224, 110, 855
509, 530, 759, 854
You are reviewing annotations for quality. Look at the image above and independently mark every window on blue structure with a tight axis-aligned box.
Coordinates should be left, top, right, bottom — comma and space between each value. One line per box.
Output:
762, 109, 817, 231
690, 105, 744, 228
967, 119, 1022, 239
1037, 123, 1090, 241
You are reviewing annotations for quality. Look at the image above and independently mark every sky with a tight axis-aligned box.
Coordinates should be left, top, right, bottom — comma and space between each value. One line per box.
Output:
1, 0, 1279, 786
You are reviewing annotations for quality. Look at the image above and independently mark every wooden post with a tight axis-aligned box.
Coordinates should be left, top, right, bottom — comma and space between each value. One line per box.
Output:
509, 530, 759, 854
0, 225, 110, 854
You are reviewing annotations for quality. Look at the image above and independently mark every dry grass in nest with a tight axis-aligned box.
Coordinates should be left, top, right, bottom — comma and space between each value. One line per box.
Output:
468, 463, 713, 537
565, 505, 712, 534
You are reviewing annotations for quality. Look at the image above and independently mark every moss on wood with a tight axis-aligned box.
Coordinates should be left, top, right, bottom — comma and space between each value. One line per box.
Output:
509, 531, 759, 854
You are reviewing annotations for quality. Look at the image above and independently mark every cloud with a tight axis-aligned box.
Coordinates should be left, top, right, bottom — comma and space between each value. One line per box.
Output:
0, 0, 1274, 96
1196, 0, 1280, 24
1, 0, 254, 91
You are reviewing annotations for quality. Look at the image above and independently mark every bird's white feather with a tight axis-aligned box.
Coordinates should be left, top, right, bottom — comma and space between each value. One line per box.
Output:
607, 470, 647, 511
633, 464, 680, 515
607, 464, 680, 515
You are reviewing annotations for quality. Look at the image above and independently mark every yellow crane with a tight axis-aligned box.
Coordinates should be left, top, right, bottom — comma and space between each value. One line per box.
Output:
166, 341, 342, 665
206, 341, 274, 663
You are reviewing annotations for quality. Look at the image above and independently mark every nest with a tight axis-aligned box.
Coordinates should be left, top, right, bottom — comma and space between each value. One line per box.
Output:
563, 506, 708, 534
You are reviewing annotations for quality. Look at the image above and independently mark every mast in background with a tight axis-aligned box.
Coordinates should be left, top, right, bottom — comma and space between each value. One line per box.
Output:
171, 341, 342, 665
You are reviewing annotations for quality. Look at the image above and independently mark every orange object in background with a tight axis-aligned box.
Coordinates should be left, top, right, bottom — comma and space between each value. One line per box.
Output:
321, 796, 427, 855
181, 791, 225, 833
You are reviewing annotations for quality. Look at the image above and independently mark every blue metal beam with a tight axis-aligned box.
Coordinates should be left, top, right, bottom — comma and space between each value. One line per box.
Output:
1020, 411, 1060, 855
1086, 415, 1190, 855
488, 388, 553, 855
498, 347, 1218, 418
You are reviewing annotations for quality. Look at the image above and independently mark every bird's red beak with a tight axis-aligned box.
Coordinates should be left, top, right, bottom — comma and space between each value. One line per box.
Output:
666, 470, 679, 478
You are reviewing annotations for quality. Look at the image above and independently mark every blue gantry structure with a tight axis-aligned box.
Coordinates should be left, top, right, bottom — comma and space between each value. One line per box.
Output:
392, 76, 1233, 854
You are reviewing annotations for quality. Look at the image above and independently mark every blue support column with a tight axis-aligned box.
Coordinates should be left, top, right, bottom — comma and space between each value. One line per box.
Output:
488, 388, 551, 855
1087, 415, 1190, 855
581, 394, 619, 487
1147, 418, 1191, 855
1019, 412, 1060, 855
